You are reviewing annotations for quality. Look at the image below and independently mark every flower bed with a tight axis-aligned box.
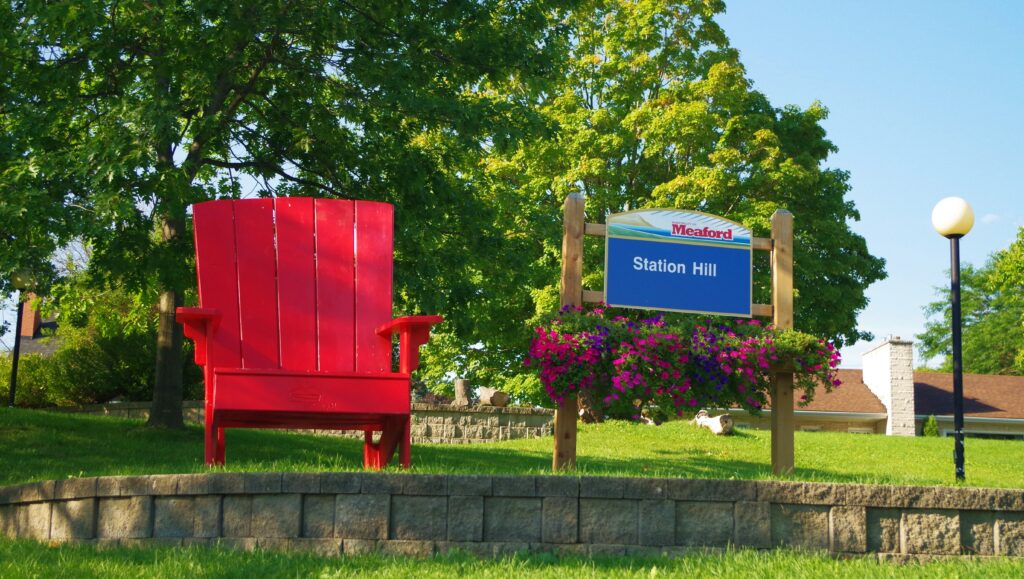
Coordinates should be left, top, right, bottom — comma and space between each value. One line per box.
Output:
526, 305, 841, 421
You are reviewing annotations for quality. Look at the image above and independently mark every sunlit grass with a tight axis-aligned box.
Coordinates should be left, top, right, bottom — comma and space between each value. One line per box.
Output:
2, 406, 1022, 489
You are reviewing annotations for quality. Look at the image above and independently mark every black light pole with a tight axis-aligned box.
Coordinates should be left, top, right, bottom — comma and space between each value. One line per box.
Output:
949, 235, 966, 481
7, 290, 24, 407
932, 197, 973, 483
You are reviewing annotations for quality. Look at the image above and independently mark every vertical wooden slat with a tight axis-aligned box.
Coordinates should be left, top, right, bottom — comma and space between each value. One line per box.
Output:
770, 209, 795, 475
234, 198, 280, 369
276, 197, 317, 371
315, 199, 356, 372
354, 201, 394, 374
192, 200, 242, 369
554, 193, 584, 472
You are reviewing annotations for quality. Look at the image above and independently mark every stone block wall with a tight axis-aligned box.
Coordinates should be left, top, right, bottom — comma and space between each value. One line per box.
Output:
53, 402, 554, 445
2, 473, 1023, 560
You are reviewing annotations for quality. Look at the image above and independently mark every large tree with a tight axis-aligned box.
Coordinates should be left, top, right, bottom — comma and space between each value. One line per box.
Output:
918, 227, 1024, 375
419, 0, 886, 398
1, 1, 570, 425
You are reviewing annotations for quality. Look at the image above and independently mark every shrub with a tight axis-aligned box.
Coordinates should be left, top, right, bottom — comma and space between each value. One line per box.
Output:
923, 415, 940, 437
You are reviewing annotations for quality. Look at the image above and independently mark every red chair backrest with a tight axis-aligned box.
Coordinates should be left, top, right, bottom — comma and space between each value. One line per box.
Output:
191, 198, 394, 374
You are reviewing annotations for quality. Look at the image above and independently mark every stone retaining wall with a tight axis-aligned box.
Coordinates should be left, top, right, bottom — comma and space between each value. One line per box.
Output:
53, 402, 554, 444
2, 473, 1023, 560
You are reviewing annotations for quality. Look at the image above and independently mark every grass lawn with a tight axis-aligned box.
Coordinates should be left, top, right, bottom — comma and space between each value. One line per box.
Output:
2, 407, 1023, 488
3, 538, 1024, 578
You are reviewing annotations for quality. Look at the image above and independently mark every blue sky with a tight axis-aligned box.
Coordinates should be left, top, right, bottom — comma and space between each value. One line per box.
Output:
718, 0, 1024, 368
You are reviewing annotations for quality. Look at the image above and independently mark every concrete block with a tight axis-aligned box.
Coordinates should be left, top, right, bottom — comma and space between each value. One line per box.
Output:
379, 539, 436, 557
580, 477, 624, 498
154, 497, 194, 538
302, 495, 335, 538
448, 496, 483, 542
321, 472, 360, 494
901, 510, 960, 554
771, 504, 829, 550
286, 538, 342, 556
867, 508, 901, 553
251, 494, 301, 538
581, 498, 637, 545
639, 500, 674, 546
335, 494, 388, 539
493, 476, 536, 497
484, 497, 541, 542
996, 513, 1024, 556
119, 475, 175, 496
282, 473, 320, 494
97, 497, 152, 539
359, 473, 403, 495
542, 497, 578, 544
960, 511, 995, 555
175, 474, 210, 495
16, 502, 52, 540
390, 496, 447, 540
537, 476, 579, 497
222, 496, 252, 537
677, 501, 734, 547
734, 501, 770, 548
403, 475, 447, 496
342, 538, 379, 554
671, 479, 754, 502
193, 496, 221, 538
54, 477, 97, 500
208, 473, 246, 494
50, 499, 95, 540
624, 479, 669, 500
244, 473, 282, 494
830, 506, 867, 553
448, 475, 492, 496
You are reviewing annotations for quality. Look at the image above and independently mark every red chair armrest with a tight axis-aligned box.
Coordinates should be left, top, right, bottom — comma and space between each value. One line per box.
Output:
175, 307, 221, 366
376, 315, 443, 374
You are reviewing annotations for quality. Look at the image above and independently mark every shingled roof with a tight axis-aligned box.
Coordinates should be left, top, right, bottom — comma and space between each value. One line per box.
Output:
797, 369, 886, 414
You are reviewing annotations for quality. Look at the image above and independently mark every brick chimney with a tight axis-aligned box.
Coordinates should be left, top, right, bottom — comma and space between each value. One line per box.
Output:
19, 293, 41, 338
862, 337, 916, 436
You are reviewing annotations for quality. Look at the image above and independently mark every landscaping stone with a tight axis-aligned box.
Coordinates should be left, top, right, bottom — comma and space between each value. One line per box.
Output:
54, 478, 97, 500
580, 498, 637, 545
244, 473, 283, 494
403, 475, 447, 496
623, 478, 669, 500
175, 474, 210, 495
580, 476, 624, 499
867, 508, 901, 553
336, 494, 388, 539
154, 497, 194, 538
17, 503, 52, 540
342, 538, 379, 554
901, 510, 960, 555
771, 504, 829, 550
484, 498, 541, 542
830, 506, 867, 553
448, 496, 483, 542
359, 473, 403, 495
282, 473, 320, 494
207, 473, 246, 494
734, 501, 771, 548
960, 511, 995, 555
638, 499, 674, 546
321, 473, 360, 494
193, 496, 221, 538
251, 494, 301, 538
668, 478, 755, 502
542, 497, 578, 544
536, 476, 578, 497
997, 514, 1024, 556
302, 495, 335, 538
98, 497, 152, 539
390, 496, 447, 540
676, 501, 733, 547
222, 496, 252, 537
492, 476, 536, 497
50, 499, 95, 541
379, 539, 436, 557
447, 475, 491, 496
286, 538, 342, 556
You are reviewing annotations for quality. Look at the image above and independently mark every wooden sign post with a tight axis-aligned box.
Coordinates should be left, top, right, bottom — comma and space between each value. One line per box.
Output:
554, 194, 795, 474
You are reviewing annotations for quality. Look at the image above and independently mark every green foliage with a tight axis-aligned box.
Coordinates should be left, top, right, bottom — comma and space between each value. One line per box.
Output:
1, 279, 202, 407
917, 227, 1024, 375
923, 415, 940, 437
421, 0, 884, 395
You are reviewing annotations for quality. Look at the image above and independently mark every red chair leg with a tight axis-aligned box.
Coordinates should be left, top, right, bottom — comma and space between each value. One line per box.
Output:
204, 415, 217, 466
399, 415, 411, 468
364, 430, 380, 469
215, 427, 226, 465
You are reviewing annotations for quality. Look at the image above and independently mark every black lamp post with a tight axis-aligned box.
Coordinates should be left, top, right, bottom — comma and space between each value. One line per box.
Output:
931, 197, 974, 482
7, 271, 35, 408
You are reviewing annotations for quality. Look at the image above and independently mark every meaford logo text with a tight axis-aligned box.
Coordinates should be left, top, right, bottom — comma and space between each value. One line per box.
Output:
670, 223, 734, 240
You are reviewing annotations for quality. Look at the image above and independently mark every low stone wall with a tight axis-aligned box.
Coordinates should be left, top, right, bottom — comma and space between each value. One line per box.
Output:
53, 402, 554, 444
2, 473, 1022, 560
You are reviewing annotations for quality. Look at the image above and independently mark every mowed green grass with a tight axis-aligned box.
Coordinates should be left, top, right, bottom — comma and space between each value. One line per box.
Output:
3, 538, 1024, 578
2, 407, 1023, 488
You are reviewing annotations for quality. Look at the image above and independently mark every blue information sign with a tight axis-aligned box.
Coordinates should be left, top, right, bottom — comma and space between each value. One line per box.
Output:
604, 209, 752, 317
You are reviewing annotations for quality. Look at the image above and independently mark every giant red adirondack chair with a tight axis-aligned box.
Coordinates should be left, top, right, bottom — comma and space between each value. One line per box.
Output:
176, 197, 442, 469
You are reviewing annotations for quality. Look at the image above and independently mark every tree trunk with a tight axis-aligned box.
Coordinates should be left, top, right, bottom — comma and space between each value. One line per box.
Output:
147, 213, 186, 429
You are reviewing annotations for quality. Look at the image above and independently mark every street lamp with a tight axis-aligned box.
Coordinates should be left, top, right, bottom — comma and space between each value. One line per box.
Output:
7, 271, 36, 407
931, 197, 974, 482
